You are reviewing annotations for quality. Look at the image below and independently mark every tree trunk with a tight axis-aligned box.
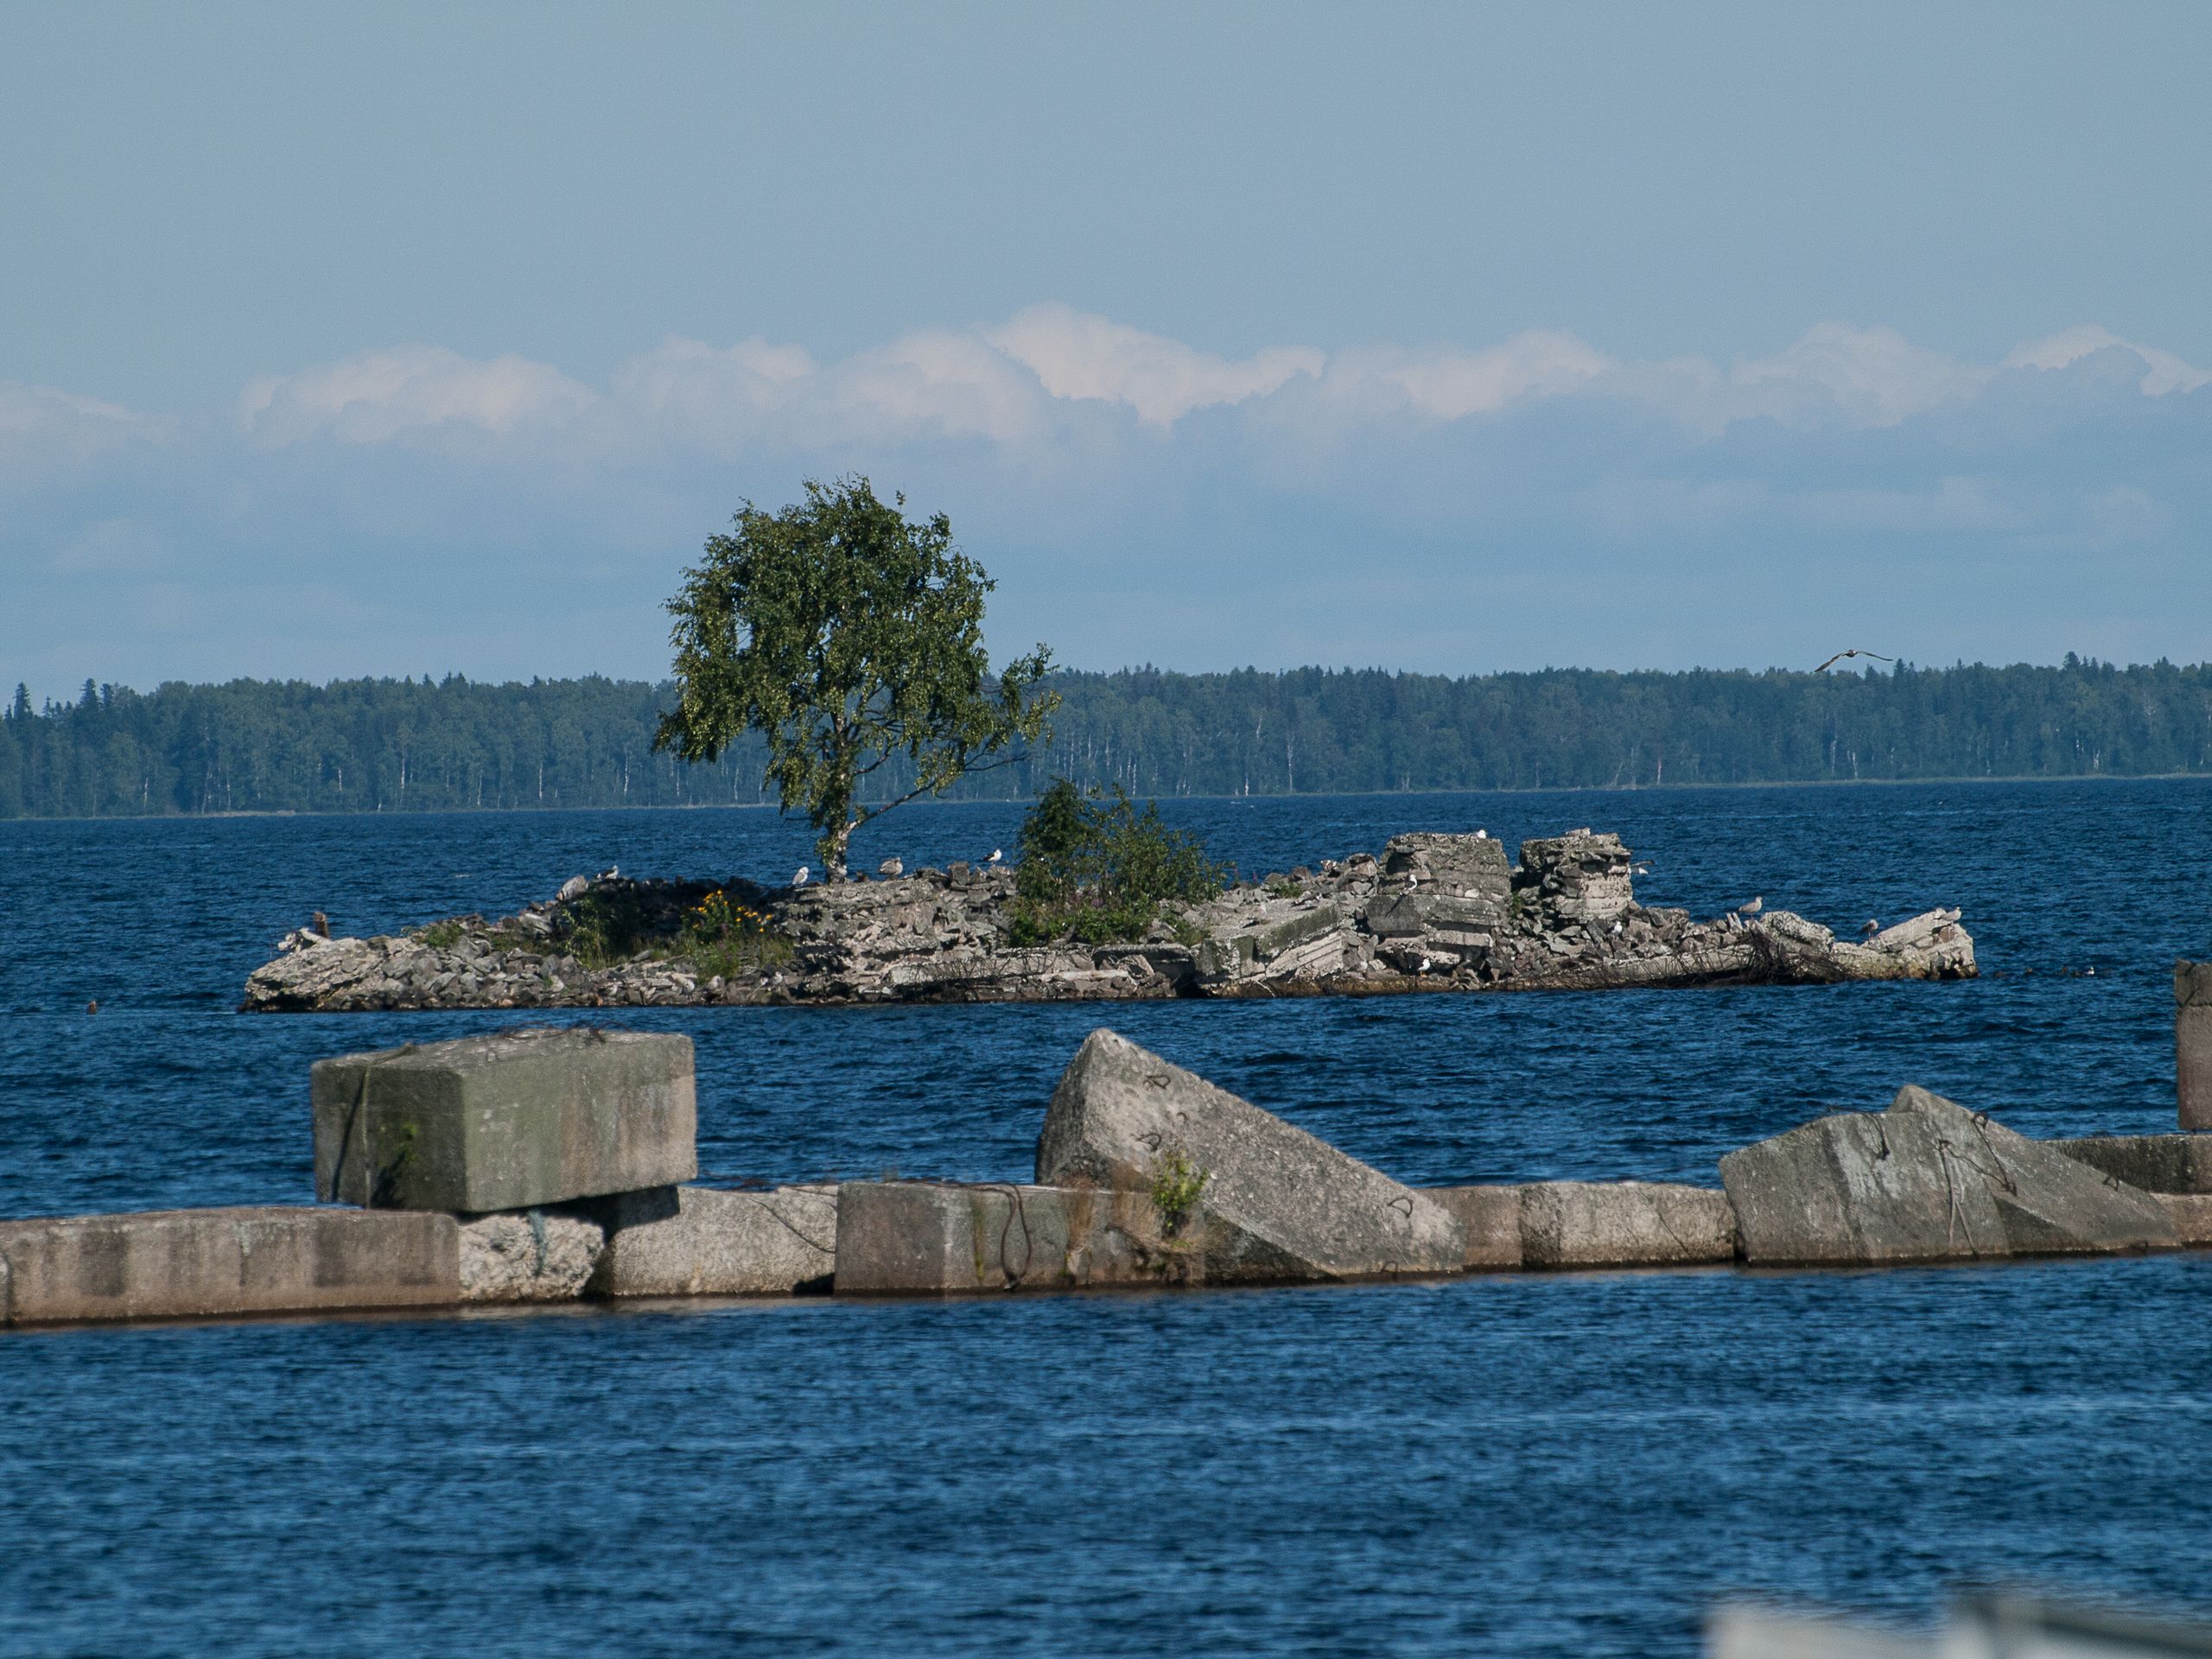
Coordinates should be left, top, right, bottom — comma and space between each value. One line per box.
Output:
823, 819, 854, 880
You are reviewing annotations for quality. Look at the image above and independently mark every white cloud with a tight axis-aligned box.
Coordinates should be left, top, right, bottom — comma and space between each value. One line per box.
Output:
2005, 325, 2211, 396
0, 380, 161, 481
1728, 323, 1988, 428
987, 302, 1324, 426
240, 346, 594, 445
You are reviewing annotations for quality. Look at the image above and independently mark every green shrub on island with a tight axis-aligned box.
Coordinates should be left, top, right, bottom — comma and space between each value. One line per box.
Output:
1008, 779, 1226, 946
555, 882, 792, 977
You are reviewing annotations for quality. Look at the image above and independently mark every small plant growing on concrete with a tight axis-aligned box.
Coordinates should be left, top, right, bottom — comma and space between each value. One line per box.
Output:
1148, 1147, 1209, 1234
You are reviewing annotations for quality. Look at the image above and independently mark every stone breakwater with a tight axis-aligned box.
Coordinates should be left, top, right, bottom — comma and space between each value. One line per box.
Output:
6, 1020, 2209, 1329
242, 826, 1976, 1013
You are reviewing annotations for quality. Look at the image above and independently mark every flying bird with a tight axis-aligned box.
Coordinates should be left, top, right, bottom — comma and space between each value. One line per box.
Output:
1813, 649, 1897, 673
792, 866, 810, 887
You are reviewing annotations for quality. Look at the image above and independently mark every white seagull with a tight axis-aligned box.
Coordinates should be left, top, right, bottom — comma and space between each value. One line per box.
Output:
1737, 895, 1764, 918
1860, 918, 1881, 938
987, 848, 1003, 865
792, 865, 810, 887
878, 856, 903, 878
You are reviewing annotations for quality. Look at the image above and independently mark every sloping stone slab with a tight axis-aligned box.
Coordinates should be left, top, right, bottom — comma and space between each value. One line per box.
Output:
313, 1026, 696, 1211
0, 1207, 458, 1325
1034, 1029, 1465, 1281
1723, 1088, 2175, 1266
1519, 1182, 1737, 1268
588, 1185, 838, 1296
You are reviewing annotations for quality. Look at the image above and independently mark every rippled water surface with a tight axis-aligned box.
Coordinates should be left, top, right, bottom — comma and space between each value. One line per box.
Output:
3, 783, 2210, 1655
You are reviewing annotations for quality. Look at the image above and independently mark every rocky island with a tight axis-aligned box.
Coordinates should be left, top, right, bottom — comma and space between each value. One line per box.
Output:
243, 826, 1975, 1013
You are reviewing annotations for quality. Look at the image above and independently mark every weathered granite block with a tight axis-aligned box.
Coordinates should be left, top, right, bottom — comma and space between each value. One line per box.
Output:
833, 1182, 1156, 1294
0, 1207, 458, 1325
588, 1185, 838, 1296
1035, 1029, 1465, 1281
457, 1211, 602, 1300
2179, 962, 2212, 1129
312, 1027, 696, 1211
1518, 1181, 1738, 1268
2051, 1133, 2212, 1194
1721, 1087, 2176, 1266
1423, 1185, 1523, 1268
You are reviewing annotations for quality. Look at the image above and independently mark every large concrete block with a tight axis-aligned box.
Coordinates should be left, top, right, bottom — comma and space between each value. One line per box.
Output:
312, 1026, 696, 1211
1721, 1087, 2176, 1266
1423, 1185, 1523, 1268
2158, 1194, 2212, 1246
2050, 1132, 2212, 1194
1035, 1029, 1465, 1281
0, 1207, 458, 1325
588, 1185, 839, 1296
1518, 1181, 1738, 1268
2178, 962, 2212, 1129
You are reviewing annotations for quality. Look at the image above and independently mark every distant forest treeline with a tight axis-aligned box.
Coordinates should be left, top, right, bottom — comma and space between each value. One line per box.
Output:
4, 657, 2211, 820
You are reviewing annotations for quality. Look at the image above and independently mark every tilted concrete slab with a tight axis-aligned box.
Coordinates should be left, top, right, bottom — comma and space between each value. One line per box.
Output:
1518, 1181, 1738, 1268
0, 1207, 458, 1325
312, 1026, 696, 1211
1722, 1087, 2176, 1267
1035, 1029, 1465, 1281
588, 1185, 839, 1297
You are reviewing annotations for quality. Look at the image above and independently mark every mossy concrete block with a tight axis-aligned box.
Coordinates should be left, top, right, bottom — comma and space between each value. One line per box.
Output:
0, 1207, 458, 1326
1424, 1185, 1523, 1268
312, 1026, 696, 1211
1518, 1181, 1737, 1268
588, 1184, 839, 1296
1036, 1029, 1465, 1281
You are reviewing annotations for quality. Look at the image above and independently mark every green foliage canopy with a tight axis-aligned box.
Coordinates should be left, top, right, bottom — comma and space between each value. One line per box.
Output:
653, 477, 1058, 872
1010, 778, 1226, 944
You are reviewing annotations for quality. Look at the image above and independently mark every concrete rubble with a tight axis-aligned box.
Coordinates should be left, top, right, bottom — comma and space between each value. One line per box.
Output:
241, 827, 1976, 1013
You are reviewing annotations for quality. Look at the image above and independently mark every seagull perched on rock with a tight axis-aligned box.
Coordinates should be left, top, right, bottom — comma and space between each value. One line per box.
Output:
1860, 918, 1881, 938
1474, 830, 1489, 840
1737, 895, 1764, 918
878, 856, 903, 878
792, 865, 810, 887
598, 864, 620, 880
987, 848, 1003, 865
1813, 648, 1896, 673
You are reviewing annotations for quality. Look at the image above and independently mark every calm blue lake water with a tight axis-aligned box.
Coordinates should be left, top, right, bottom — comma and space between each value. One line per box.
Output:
3, 782, 2210, 1655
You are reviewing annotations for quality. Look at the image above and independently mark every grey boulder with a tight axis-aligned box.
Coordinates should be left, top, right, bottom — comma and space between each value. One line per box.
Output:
1034, 1028, 1465, 1281
1722, 1086, 2176, 1266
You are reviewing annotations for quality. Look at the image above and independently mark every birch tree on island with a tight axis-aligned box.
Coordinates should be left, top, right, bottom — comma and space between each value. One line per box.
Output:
653, 477, 1058, 878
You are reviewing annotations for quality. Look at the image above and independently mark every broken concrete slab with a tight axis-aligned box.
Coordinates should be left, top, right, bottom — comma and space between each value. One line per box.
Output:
456, 1211, 603, 1301
1423, 1185, 1523, 1268
1518, 1182, 1738, 1268
2051, 1133, 2212, 1194
0, 1207, 458, 1325
312, 1026, 696, 1211
2157, 1194, 2212, 1246
587, 1184, 838, 1297
1034, 1029, 1465, 1281
1722, 1087, 2176, 1267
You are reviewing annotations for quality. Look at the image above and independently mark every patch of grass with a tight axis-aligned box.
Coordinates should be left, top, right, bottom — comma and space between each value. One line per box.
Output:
1148, 1147, 1209, 1233
1266, 877, 1305, 899
416, 918, 466, 950
559, 887, 663, 969
671, 888, 794, 981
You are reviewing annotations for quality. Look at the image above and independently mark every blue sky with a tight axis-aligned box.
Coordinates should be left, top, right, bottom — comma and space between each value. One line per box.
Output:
3, 2, 2208, 694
